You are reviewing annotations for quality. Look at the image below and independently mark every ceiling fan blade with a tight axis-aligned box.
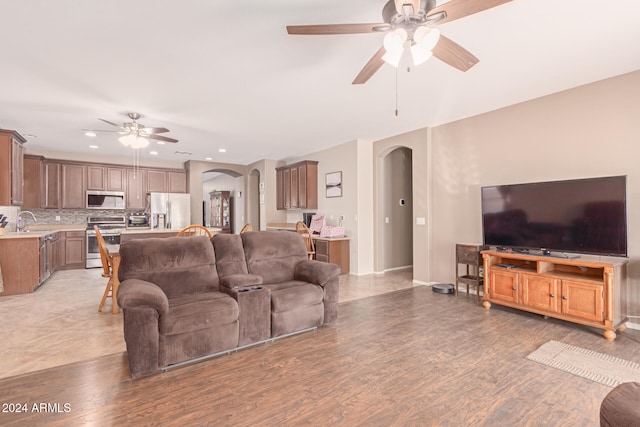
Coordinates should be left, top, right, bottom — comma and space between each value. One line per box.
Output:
432, 35, 479, 72
141, 127, 170, 134
147, 134, 178, 143
427, 0, 511, 25
98, 118, 124, 128
81, 129, 127, 133
287, 23, 387, 35
352, 47, 387, 85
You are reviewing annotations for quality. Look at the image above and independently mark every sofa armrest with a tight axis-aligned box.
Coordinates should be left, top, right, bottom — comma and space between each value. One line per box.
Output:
294, 260, 341, 287
117, 279, 170, 315
220, 274, 264, 289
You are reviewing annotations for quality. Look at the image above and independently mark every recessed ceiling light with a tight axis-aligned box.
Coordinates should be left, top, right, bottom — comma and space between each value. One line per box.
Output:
89, 145, 99, 149
150, 151, 158, 155
218, 148, 226, 153
156, 141, 166, 145
85, 131, 97, 137
205, 157, 212, 161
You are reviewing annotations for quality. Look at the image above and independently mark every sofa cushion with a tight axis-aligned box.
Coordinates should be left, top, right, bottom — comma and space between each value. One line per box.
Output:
119, 236, 220, 299
242, 231, 308, 284
212, 234, 249, 277
600, 382, 640, 427
160, 292, 239, 336
264, 281, 324, 313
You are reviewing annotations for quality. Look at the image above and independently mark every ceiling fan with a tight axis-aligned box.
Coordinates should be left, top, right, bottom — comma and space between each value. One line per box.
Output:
287, 0, 511, 84
83, 112, 178, 148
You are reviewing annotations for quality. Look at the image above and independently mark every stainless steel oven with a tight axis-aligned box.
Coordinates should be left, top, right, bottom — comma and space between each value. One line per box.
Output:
86, 216, 126, 268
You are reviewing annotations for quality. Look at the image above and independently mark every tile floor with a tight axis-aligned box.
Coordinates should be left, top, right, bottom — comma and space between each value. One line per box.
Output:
0, 267, 420, 379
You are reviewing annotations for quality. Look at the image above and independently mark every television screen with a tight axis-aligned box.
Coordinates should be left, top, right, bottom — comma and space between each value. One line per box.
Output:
481, 176, 627, 257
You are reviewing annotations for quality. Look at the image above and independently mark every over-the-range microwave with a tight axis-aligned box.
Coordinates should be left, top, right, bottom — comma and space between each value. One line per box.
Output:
86, 190, 125, 210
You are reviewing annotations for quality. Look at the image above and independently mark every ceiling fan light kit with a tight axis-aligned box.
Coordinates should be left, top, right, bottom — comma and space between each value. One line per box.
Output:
119, 133, 150, 149
84, 112, 178, 150
382, 28, 408, 67
287, 0, 512, 84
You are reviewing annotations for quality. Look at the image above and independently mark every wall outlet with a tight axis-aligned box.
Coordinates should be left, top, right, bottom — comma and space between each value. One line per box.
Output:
55, 216, 61, 221
385, 217, 389, 224
416, 217, 426, 225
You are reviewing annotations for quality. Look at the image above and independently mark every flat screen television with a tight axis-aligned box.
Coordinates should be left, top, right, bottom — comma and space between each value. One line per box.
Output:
481, 176, 627, 257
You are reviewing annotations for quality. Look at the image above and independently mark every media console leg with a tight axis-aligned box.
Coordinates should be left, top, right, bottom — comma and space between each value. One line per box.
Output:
603, 329, 616, 341
482, 300, 491, 310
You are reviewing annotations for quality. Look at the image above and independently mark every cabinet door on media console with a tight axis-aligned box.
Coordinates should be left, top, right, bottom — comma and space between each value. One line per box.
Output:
561, 280, 604, 322
521, 273, 559, 313
489, 269, 519, 304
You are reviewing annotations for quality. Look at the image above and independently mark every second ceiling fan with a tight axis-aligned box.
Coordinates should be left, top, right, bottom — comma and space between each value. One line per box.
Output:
287, 0, 512, 84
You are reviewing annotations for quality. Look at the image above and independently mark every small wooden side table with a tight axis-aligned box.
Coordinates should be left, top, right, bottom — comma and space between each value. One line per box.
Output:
456, 243, 488, 302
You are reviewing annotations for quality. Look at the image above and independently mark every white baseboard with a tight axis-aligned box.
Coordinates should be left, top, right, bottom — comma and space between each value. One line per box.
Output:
625, 321, 640, 331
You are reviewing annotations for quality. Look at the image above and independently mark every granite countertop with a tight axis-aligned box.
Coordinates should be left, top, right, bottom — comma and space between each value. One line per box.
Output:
0, 225, 223, 239
0, 224, 86, 239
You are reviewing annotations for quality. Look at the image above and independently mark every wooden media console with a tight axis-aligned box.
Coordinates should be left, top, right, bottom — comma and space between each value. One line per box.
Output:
482, 250, 628, 340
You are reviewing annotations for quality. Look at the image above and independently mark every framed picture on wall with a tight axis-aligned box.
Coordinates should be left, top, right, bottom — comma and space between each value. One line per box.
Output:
326, 171, 342, 198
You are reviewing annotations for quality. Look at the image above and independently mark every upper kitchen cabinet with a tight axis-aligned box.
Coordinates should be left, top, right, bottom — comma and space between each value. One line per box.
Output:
168, 171, 187, 193
87, 165, 125, 191
275, 160, 318, 210
23, 155, 43, 209
146, 169, 187, 193
0, 129, 26, 206
61, 163, 86, 209
126, 168, 146, 209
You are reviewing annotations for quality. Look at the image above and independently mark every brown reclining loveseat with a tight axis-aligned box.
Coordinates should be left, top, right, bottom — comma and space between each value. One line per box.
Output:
117, 231, 340, 378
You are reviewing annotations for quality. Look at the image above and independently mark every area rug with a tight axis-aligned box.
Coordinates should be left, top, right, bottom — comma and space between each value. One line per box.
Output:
526, 340, 640, 387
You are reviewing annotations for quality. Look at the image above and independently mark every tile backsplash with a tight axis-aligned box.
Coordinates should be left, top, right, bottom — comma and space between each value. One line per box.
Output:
1, 207, 142, 230
0, 206, 19, 232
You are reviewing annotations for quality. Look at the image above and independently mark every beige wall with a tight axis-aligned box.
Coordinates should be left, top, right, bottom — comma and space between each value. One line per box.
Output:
373, 128, 431, 283
429, 70, 640, 319
286, 140, 361, 273
252, 159, 286, 230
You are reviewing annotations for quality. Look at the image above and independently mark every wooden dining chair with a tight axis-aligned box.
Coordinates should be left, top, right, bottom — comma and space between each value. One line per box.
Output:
177, 224, 213, 238
95, 226, 115, 313
295, 221, 316, 260
239, 223, 253, 234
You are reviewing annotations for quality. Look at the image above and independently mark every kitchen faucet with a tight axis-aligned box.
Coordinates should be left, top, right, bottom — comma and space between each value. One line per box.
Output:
17, 211, 37, 232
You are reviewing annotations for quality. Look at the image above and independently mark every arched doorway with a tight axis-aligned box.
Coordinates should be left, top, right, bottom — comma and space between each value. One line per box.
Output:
202, 169, 244, 233
378, 146, 413, 272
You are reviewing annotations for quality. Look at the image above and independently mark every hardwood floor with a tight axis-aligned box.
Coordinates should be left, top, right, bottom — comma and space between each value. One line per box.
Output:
1, 285, 639, 426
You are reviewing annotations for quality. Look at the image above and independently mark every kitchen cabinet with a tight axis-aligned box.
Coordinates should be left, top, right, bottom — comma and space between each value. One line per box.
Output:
63, 231, 85, 268
23, 155, 43, 209
0, 237, 40, 295
0, 129, 27, 206
147, 169, 167, 193
146, 169, 187, 193
210, 191, 232, 233
126, 168, 146, 209
313, 237, 350, 274
87, 165, 125, 191
168, 171, 187, 193
61, 163, 86, 209
42, 161, 61, 209
482, 250, 626, 340
275, 160, 318, 210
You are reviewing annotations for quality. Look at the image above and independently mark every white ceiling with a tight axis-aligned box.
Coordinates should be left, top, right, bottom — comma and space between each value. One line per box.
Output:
1, 0, 639, 166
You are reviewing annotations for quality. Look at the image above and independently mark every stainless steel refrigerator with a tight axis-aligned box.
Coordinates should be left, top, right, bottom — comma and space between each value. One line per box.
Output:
149, 192, 191, 230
